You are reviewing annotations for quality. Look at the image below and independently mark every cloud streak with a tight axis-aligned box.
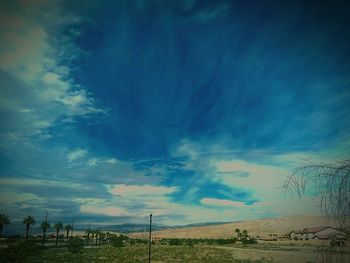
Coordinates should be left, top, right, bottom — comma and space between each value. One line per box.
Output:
0, 0, 349, 227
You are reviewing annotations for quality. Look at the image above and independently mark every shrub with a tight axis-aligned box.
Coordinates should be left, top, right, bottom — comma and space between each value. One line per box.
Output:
168, 238, 182, 246
111, 236, 124, 247
241, 238, 257, 244
217, 238, 235, 245
0, 239, 38, 263
68, 237, 84, 254
185, 239, 194, 247
135, 238, 147, 244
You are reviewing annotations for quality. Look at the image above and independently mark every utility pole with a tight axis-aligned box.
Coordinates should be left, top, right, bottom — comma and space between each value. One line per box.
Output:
42, 211, 48, 247
148, 214, 152, 263
99, 225, 101, 245
88, 223, 90, 244
71, 217, 75, 237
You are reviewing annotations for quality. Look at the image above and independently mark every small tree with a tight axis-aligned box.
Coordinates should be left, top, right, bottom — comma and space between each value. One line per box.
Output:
111, 235, 125, 247
235, 228, 242, 239
54, 222, 63, 246
68, 237, 84, 254
2, 239, 38, 262
91, 230, 95, 245
65, 224, 72, 244
85, 229, 91, 244
22, 216, 35, 240
0, 214, 10, 238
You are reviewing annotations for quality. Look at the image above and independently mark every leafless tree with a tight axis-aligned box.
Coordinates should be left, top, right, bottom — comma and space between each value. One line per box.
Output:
283, 159, 350, 228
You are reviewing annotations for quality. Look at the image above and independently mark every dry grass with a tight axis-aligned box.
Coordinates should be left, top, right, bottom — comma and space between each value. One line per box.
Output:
21, 243, 350, 263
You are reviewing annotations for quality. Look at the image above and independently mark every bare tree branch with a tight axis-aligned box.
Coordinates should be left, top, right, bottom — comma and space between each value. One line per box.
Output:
283, 159, 350, 227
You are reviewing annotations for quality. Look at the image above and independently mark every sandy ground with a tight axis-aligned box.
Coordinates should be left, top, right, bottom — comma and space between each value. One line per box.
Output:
213, 246, 350, 263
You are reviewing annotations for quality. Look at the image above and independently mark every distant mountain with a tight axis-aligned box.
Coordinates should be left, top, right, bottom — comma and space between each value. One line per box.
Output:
182, 221, 231, 228
98, 222, 231, 233
1, 221, 225, 236
2, 215, 337, 238
99, 223, 173, 233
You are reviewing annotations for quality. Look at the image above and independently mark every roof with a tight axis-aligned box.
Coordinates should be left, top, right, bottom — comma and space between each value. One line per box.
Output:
290, 230, 303, 234
303, 226, 336, 234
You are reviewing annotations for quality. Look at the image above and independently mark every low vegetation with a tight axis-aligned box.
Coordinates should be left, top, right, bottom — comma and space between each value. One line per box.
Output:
1, 243, 275, 263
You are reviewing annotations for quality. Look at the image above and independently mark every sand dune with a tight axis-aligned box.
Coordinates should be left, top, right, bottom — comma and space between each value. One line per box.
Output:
129, 215, 339, 239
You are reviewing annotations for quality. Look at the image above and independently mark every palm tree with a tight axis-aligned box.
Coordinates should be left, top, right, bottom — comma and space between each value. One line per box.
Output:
40, 221, 50, 246
91, 230, 95, 245
54, 222, 63, 246
65, 224, 72, 244
242, 230, 248, 241
95, 230, 100, 245
106, 232, 111, 243
22, 216, 35, 239
85, 226, 91, 244
0, 214, 10, 238
100, 232, 106, 244
235, 228, 240, 237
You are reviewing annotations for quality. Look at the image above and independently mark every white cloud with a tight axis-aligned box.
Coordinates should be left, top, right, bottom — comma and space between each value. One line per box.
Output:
67, 149, 87, 162
108, 184, 177, 198
87, 158, 99, 166
213, 159, 288, 200
86, 157, 118, 166
201, 198, 247, 207
0, 1, 105, 141
0, 191, 42, 205
105, 158, 118, 164
0, 177, 85, 189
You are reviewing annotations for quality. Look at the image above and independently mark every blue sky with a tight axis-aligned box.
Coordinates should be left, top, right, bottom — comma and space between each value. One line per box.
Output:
0, 0, 350, 227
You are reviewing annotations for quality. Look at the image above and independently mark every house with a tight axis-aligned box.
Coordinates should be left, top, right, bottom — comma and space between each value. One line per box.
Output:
151, 236, 162, 242
303, 226, 347, 241
289, 226, 347, 242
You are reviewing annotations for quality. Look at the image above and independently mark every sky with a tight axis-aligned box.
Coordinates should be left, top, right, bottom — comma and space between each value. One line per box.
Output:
0, 0, 350, 228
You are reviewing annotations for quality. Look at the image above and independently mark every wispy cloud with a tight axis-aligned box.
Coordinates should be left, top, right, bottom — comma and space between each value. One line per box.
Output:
201, 198, 247, 207
67, 149, 88, 162
1, 0, 349, 226
0, 0, 105, 142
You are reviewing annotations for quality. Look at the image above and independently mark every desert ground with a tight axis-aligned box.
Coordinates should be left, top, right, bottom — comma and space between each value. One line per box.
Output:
17, 243, 350, 263
1, 215, 348, 262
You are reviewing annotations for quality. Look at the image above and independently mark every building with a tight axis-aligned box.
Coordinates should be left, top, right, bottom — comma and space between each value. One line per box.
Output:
303, 226, 346, 241
290, 226, 347, 245
151, 236, 162, 242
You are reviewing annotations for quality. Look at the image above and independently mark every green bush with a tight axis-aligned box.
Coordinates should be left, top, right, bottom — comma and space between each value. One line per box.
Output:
0, 239, 38, 263
111, 236, 124, 247
185, 239, 194, 247
241, 238, 257, 244
68, 237, 84, 254
217, 238, 235, 245
168, 238, 182, 246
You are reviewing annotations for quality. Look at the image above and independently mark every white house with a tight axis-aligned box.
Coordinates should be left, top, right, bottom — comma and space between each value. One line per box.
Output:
303, 226, 346, 241
290, 226, 347, 242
